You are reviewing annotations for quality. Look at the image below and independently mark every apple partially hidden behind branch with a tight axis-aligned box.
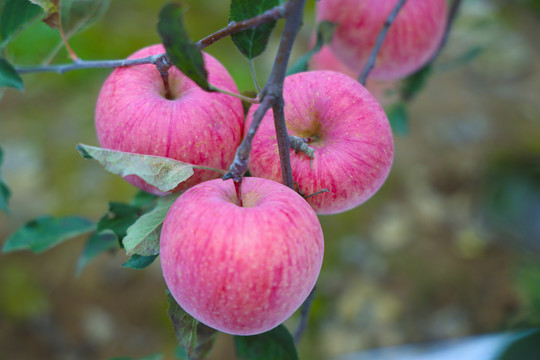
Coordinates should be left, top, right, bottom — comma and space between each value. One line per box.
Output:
247, 71, 394, 215
160, 177, 324, 335
317, 0, 447, 81
310, 45, 399, 107
95, 44, 244, 195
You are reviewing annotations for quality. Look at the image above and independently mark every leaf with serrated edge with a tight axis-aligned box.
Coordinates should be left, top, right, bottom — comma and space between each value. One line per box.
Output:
3, 216, 95, 253
0, 57, 23, 90
230, 0, 278, 60
167, 291, 218, 359
157, 2, 211, 91
0, 0, 42, 47
76, 144, 194, 193
123, 195, 177, 256
235, 325, 298, 360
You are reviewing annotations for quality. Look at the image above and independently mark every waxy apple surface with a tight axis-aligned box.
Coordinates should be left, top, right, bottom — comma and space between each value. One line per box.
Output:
95, 44, 244, 195
317, 0, 447, 80
310, 46, 399, 107
246, 71, 394, 215
160, 177, 324, 335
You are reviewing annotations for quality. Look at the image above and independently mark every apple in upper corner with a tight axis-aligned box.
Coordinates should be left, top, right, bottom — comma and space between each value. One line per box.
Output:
316, 0, 447, 81
310, 45, 399, 107
95, 44, 244, 195
160, 177, 324, 336
246, 71, 394, 215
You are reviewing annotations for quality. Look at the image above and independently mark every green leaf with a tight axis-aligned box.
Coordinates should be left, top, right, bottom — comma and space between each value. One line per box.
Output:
288, 21, 337, 75
0, 0, 42, 47
131, 190, 158, 208
77, 144, 195, 193
121, 254, 158, 269
97, 202, 142, 241
497, 329, 540, 360
230, 0, 278, 60
60, 0, 110, 37
75, 230, 118, 276
167, 290, 218, 360
385, 101, 409, 135
0, 144, 11, 213
400, 64, 433, 101
157, 2, 211, 91
2, 216, 95, 253
123, 195, 177, 257
0, 57, 23, 90
235, 325, 298, 360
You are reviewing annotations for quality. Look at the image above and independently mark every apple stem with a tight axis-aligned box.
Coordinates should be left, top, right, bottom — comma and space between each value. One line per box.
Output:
234, 179, 243, 207
212, 86, 259, 104
249, 59, 262, 94
358, 0, 408, 85
156, 55, 173, 100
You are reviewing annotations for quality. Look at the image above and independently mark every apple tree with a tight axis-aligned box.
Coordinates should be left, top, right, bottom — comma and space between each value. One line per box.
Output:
2, 0, 539, 359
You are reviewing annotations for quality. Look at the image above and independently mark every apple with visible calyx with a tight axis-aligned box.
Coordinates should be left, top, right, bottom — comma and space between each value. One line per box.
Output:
317, 0, 447, 80
160, 177, 324, 335
95, 44, 244, 195
310, 46, 399, 107
246, 71, 393, 215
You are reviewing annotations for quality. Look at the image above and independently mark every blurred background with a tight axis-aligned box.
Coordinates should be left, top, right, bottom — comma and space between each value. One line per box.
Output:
1, 0, 539, 359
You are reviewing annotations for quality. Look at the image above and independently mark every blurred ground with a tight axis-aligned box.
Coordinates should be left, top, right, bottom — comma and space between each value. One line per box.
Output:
1, 0, 539, 359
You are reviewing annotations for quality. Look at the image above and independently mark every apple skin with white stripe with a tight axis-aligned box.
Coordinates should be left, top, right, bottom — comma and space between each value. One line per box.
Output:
95, 44, 244, 195
317, 0, 447, 81
160, 177, 324, 335
246, 71, 394, 215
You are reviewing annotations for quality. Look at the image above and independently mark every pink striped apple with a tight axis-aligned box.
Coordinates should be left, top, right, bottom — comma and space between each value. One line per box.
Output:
95, 44, 244, 195
160, 177, 324, 335
317, 0, 447, 80
246, 71, 393, 215
310, 45, 399, 107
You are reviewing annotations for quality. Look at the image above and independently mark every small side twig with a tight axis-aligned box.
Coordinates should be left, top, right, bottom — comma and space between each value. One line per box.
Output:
426, 0, 463, 65
294, 286, 316, 345
303, 188, 329, 199
358, 0, 408, 85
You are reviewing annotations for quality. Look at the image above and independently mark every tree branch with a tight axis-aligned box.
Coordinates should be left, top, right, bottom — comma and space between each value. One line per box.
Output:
15, 2, 288, 75
196, 4, 287, 49
426, 0, 463, 65
357, 0, 408, 85
223, 0, 306, 189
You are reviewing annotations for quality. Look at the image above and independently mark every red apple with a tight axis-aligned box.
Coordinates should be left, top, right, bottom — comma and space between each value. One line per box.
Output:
160, 177, 324, 335
310, 46, 399, 107
246, 71, 393, 215
316, 0, 447, 81
95, 44, 244, 195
